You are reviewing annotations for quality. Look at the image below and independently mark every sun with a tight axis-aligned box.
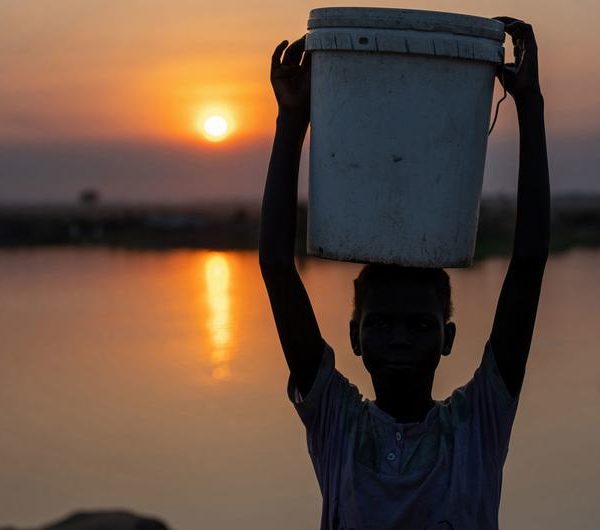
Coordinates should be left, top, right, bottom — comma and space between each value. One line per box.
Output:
202, 114, 230, 142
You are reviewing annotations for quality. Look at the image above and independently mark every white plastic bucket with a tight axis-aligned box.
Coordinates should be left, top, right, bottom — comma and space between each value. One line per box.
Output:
306, 7, 505, 267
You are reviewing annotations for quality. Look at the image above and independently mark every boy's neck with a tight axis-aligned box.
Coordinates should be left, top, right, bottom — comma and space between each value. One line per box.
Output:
372, 374, 436, 424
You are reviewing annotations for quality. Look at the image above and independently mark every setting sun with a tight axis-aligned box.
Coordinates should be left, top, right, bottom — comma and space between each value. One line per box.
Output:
202, 114, 230, 142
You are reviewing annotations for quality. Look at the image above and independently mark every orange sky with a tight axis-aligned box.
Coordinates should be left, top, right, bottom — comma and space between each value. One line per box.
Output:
1, 0, 599, 145
1, 0, 599, 202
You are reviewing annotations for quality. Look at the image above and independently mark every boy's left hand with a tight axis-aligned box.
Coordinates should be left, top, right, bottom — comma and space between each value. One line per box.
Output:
493, 16, 541, 100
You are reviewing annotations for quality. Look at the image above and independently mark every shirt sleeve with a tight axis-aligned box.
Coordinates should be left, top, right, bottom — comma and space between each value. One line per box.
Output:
452, 340, 520, 466
286, 342, 362, 460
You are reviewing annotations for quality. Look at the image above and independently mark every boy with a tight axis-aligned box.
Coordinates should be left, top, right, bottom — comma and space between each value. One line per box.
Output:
259, 16, 549, 530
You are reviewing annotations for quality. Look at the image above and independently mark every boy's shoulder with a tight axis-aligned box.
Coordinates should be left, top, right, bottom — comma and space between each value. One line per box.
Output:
448, 341, 518, 407
288, 342, 363, 409
288, 340, 519, 444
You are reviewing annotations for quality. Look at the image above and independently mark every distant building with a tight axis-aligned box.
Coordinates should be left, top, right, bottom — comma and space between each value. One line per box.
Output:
79, 189, 100, 206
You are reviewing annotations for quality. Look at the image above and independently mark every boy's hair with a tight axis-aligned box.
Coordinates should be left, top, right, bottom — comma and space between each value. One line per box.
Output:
352, 264, 454, 323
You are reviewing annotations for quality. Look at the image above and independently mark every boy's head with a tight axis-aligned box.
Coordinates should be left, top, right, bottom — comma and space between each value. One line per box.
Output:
349, 264, 456, 382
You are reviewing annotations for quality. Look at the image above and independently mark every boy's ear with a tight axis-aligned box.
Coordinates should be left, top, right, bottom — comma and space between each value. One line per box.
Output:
349, 319, 361, 356
442, 322, 456, 357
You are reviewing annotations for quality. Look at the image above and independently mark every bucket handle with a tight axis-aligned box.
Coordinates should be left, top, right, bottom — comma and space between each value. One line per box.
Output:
488, 68, 507, 135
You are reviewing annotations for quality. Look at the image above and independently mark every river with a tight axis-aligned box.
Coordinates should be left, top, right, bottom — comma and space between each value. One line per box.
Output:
1, 248, 598, 529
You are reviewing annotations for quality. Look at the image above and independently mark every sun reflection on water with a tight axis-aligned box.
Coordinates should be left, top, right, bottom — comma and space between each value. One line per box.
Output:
204, 252, 232, 380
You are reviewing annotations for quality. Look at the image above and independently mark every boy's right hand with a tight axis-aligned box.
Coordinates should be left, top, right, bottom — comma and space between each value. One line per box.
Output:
270, 36, 311, 123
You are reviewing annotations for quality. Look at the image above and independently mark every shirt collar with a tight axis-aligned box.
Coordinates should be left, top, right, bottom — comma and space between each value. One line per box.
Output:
366, 398, 442, 435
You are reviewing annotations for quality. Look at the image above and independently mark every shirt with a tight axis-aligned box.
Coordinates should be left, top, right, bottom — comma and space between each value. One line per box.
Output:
287, 340, 519, 530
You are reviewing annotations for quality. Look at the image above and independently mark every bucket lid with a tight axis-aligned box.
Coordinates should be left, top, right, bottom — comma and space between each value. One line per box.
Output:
308, 7, 505, 42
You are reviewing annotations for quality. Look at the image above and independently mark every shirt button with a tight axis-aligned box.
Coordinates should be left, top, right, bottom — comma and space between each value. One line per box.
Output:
386, 452, 397, 461
396, 432, 402, 441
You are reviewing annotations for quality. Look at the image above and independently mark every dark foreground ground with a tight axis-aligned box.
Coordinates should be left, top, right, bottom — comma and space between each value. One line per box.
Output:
0, 195, 598, 260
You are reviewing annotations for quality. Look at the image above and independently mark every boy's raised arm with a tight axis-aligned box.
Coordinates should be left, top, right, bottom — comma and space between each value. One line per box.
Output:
259, 37, 324, 397
489, 18, 551, 397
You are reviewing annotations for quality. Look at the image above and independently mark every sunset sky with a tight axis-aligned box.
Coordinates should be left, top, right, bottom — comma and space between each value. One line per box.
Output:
1, 0, 599, 203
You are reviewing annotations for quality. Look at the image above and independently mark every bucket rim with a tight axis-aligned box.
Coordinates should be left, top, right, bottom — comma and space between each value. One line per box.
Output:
307, 7, 505, 42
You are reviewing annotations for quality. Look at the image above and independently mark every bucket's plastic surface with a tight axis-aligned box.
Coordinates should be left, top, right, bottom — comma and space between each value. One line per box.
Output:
306, 7, 505, 267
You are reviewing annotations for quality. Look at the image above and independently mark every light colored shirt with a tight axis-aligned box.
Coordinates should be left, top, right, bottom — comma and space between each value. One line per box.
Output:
287, 340, 519, 530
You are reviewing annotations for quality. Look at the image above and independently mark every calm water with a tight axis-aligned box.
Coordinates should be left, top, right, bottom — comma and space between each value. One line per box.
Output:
1, 249, 599, 529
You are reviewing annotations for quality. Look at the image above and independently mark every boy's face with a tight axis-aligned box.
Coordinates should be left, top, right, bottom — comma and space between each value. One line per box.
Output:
350, 280, 455, 380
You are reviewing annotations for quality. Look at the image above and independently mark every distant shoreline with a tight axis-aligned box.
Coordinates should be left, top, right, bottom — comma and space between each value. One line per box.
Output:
1, 195, 599, 259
